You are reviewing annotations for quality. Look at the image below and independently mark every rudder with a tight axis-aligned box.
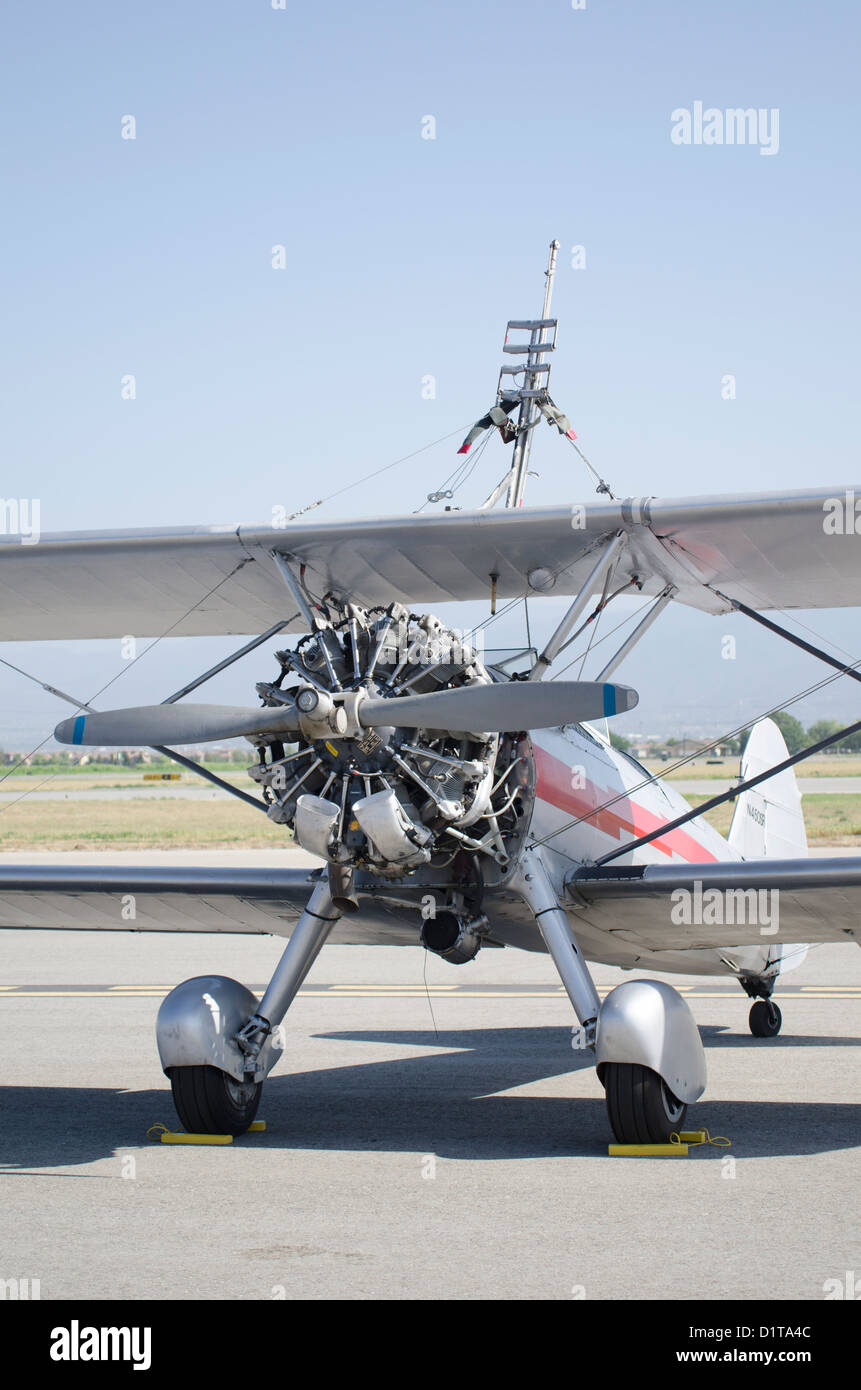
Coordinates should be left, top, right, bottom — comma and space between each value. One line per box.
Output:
728, 717, 808, 860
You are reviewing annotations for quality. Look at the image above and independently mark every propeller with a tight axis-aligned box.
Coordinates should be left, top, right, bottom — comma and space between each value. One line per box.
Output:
54, 680, 637, 747
359, 680, 637, 732
54, 703, 302, 748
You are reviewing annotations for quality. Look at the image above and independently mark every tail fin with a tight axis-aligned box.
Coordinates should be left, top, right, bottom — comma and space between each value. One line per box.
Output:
728, 717, 808, 861
728, 718, 810, 981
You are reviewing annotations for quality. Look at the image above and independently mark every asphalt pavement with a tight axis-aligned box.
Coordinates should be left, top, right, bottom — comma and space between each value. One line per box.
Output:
1, 853, 858, 1301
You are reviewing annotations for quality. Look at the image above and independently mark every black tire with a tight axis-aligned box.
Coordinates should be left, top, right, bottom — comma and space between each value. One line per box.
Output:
604, 1062, 687, 1144
749, 1000, 782, 1037
169, 1065, 262, 1135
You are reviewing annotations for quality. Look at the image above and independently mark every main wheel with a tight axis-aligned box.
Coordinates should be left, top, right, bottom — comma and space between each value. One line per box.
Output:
169, 1065, 262, 1135
749, 1000, 782, 1037
604, 1062, 687, 1143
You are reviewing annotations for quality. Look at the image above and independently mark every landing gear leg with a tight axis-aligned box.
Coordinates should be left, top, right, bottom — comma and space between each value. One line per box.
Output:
235, 877, 342, 1064
512, 850, 705, 1144
509, 850, 601, 1041
167, 878, 341, 1134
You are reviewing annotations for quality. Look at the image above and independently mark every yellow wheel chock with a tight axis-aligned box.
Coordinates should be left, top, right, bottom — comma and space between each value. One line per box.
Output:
146, 1120, 266, 1145
609, 1129, 730, 1157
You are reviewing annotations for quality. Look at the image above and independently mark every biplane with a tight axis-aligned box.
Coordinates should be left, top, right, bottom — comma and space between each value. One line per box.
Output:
2, 245, 858, 1143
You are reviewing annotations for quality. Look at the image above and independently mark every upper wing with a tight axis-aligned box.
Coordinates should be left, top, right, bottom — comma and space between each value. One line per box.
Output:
568, 858, 861, 950
0, 864, 418, 945
0, 485, 858, 640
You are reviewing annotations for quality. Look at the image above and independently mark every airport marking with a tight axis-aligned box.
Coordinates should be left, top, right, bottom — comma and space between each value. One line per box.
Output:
0, 984, 858, 1000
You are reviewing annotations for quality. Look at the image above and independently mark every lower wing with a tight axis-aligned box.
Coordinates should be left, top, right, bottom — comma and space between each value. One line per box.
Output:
568, 858, 861, 950
4, 857, 861, 953
0, 864, 418, 945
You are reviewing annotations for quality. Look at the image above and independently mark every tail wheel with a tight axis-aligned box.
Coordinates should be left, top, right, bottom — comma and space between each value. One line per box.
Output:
749, 1000, 782, 1037
604, 1062, 687, 1144
169, 1065, 262, 1135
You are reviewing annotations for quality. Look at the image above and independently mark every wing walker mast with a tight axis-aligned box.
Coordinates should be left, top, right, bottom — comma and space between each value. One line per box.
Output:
505, 238, 560, 508
460, 240, 578, 512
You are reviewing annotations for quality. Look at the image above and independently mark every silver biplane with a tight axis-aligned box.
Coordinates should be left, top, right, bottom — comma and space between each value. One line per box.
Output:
2, 244, 859, 1145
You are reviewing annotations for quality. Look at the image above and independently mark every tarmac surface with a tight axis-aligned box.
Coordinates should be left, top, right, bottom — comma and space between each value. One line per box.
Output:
1, 851, 859, 1301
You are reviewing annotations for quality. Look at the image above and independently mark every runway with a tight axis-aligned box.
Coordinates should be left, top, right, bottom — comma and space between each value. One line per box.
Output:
1, 856, 858, 1301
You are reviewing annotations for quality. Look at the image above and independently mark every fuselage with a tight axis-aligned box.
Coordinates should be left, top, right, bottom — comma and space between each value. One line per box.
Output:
514, 722, 786, 982
531, 721, 735, 870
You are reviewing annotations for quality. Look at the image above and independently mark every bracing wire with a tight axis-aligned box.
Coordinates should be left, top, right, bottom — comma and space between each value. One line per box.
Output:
0, 558, 258, 808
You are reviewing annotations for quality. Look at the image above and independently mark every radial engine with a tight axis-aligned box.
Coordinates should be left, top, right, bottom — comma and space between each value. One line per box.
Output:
246, 601, 535, 898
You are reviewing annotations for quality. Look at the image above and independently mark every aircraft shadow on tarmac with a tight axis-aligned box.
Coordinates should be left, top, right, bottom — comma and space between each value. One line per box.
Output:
1, 1024, 859, 1169
699, 1023, 861, 1049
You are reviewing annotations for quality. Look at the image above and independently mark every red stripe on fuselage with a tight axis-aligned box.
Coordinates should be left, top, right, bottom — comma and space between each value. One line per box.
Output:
534, 745, 718, 864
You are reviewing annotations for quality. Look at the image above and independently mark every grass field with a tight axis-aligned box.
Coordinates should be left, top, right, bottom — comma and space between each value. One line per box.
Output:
0, 798, 289, 850
0, 759, 246, 775
0, 789, 858, 850
690, 793, 861, 844
5, 754, 861, 783
642, 755, 861, 780
0, 770, 249, 792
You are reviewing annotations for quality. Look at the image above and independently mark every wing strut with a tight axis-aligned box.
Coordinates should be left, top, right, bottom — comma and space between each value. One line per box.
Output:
528, 533, 626, 680
726, 597, 861, 689
594, 586, 675, 682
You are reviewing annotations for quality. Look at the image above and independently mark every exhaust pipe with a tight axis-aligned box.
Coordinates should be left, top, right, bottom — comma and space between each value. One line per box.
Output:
420, 912, 487, 964
328, 864, 359, 914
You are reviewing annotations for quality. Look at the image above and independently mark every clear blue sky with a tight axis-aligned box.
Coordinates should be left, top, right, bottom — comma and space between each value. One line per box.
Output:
1, 1, 859, 745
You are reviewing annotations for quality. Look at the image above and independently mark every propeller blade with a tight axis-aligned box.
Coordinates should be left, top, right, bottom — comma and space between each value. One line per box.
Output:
359, 680, 637, 733
54, 703, 300, 747
54, 681, 636, 747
